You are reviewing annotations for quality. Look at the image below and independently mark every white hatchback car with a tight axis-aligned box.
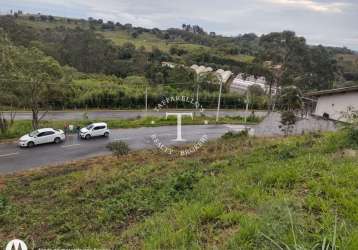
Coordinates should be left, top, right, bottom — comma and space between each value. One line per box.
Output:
80, 122, 110, 140
18, 128, 66, 148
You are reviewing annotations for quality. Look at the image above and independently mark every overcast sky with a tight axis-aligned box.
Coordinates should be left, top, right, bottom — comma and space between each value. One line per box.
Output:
1, 0, 357, 50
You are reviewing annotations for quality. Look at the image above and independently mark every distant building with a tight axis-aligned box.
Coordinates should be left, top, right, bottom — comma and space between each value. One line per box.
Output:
230, 73, 276, 95
190, 65, 213, 75
190, 65, 232, 84
215, 69, 233, 84
306, 86, 358, 122
161, 62, 176, 68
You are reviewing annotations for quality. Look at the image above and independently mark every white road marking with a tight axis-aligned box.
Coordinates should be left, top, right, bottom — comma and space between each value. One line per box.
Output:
0, 152, 19, 158
61, 144, 81, 148
159, 132, 221, 137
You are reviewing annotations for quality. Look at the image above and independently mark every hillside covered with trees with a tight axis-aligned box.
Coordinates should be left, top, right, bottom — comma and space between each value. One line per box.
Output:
0, 11, 357, 114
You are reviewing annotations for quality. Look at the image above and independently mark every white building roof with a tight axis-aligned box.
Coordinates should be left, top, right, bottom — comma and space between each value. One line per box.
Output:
306, 86, 358, 97
230, 73, 276, 95
191, 65, 214, 75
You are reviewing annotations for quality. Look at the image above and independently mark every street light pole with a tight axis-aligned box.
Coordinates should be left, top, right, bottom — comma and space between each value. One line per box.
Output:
196, 84, 199, 108
268, 83, 273, 114
216, 79, 223, 122
196, 84, 199, 105
145, 86, 148, 116
245, 90, 249, 124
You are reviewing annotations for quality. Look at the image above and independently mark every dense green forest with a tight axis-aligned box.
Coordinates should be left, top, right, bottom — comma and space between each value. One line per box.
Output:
0, 12, 357, 112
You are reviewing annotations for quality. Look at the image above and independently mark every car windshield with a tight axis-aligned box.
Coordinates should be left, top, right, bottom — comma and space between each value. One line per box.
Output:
29, 130, 39, 137
86, 125, 94, 130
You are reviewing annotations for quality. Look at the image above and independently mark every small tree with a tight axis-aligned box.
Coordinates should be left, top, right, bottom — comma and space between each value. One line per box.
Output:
248, 84, 265, 109
0, 30, 19, 133
131, 31, 139, 38
248, 84, 265, 97
278, 86, 303, 112
0, 32, 64, 130
11, 47, 63, 129
277, 86, 302, 136
106, 141, 130, 159
341, 107, 358, 148
279, 111, 297, 136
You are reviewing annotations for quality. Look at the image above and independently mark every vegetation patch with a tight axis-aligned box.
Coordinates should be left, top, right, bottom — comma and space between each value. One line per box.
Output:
1, 131, 358, 249
107, 141, 131, 159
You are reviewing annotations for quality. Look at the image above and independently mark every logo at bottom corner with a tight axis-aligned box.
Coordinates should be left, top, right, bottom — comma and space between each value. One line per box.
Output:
6, 239, 27, 250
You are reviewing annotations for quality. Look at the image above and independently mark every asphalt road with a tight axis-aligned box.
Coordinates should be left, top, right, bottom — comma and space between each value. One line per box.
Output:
0, 113, 337, 174
4, 110, 267, 120
0, 124, 238, 174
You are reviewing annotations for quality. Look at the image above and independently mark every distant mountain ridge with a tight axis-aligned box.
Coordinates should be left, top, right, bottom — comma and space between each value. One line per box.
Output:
0, 11, 357, 90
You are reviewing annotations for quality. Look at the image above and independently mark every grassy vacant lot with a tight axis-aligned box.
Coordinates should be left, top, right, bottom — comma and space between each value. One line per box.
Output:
0, 115, 259, 140
100, 30, 256, 64
1, 130, 358, 249
100, 30, 208, 53
14, 16, 258, 65
336, 53, 358, 73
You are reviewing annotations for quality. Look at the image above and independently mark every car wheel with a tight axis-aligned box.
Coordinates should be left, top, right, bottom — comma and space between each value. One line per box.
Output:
85, 134, 91, 140
54, 137, 61, 144
104, 132, 109, 137
27, 141, 35, 148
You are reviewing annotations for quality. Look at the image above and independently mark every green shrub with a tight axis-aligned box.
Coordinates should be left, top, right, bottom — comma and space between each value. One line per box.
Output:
218, 211, 242, 227
222, 130, 249, 139
277, 147, 297, 160
199, 203, 224, 224
170, 170, 201, 197
226, 214, 260, 249
0, 195, 8, 213
246, 114, 261, 123
106, 141, 130, 158
123, 76, 148, 85
346, 127, 358, 148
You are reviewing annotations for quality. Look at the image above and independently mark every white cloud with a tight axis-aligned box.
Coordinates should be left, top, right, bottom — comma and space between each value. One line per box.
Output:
20, 0, 79, 8
1, 0, 357, 49
264, 0, 348, 13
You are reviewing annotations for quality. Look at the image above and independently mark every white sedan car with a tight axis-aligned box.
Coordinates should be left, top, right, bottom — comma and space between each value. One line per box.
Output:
18, 128, 66, 148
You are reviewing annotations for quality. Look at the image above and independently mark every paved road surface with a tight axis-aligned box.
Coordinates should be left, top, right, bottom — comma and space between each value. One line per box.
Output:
4, 110, 267, 120
0, 125, 234, 174
0, 113, 337, 174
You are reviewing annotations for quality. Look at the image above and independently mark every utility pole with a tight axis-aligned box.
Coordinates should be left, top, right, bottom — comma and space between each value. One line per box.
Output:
268, 83, 272, 114
193, 84, 200, 117
196, 84, 199, 107
145, 86, 148, 116
272, 84, 277, 112
216, 79, 223, 122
